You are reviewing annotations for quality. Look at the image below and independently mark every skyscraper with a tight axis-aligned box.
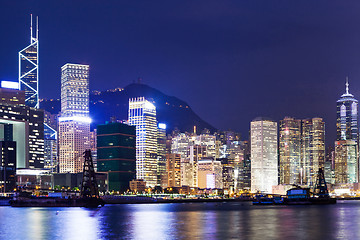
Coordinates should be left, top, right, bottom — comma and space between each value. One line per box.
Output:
279, 117, 302, 185
128, 97, 158, 187
44, 111, 57, 172
19, 15, 39, 109
335, 79, 359, 184
334, 140, 357, 183
58, 64, 90, 173
165, 153, 181, 188
250, 118, 278, 193
302, 118, 325, 186
157, 123, 167, 187
336, 79, 358, 142
97, 121, 136, 192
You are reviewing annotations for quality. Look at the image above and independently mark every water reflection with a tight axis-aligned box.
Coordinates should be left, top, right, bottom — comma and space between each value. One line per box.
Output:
2, 201, 360, 239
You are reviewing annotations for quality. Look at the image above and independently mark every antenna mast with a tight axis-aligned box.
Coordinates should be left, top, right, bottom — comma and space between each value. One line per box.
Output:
30, 14, 33, 43
36, 16, 39, 40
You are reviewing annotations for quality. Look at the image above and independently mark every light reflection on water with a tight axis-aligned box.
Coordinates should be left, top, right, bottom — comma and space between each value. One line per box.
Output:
1, 201, 360, 239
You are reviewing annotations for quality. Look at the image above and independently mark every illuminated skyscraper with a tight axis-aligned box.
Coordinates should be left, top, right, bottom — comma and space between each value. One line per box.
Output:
279, 117, 302, 185
128, 97, 158, 187
165, 153, 181, 188
43, 111, 57, 172
334, 140, 357, 183
157, 123, 167, 187
336, 78, 358, 141
301, 118, 325, 186
19, 15, 39, 109
58, 64, 90, 173
60, 64, 90, 117
335, 79, 359, 184
250, 118, 278, 193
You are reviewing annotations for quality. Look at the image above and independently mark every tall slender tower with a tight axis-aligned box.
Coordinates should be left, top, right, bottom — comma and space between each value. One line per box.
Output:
58, 64, 90, 173
335, 78, 359, 183
128, 97, 158, 187
336, 78, 358, 141
19, 14, 39, 108
302, 118, 325, 186
250, 117, 278, 193
279, 117, 302, 185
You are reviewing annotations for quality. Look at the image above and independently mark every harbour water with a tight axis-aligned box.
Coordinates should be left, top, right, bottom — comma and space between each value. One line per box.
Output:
0, 200, 359, 239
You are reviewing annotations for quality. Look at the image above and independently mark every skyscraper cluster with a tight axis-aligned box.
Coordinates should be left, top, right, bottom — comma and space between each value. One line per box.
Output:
2, 15, 360, 195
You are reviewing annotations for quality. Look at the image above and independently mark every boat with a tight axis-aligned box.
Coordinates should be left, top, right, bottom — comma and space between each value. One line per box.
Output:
284, 187, 312, 205
252, 195, 277, 205
285, 168, 336, 205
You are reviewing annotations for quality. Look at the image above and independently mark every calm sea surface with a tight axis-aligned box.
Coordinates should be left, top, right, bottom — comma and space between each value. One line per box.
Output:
0, 200, 359, 240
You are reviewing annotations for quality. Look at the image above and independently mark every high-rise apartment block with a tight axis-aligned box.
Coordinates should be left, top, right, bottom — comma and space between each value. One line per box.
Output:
165, 153, 181, 188
128, 97, 158, 187
250, 118, 278, 193
58, 64, 90, 173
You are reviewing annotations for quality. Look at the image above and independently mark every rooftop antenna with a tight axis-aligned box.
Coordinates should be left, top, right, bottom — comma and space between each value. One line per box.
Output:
30, 14, 33, 43
36, 16, 39, 41
346, 76, 349, 95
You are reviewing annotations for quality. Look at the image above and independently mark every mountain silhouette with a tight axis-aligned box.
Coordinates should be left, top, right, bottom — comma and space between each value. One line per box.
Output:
41, 83, 217, 133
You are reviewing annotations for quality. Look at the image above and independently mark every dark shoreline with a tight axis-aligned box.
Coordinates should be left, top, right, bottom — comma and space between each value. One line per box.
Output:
0, 196, 358, 207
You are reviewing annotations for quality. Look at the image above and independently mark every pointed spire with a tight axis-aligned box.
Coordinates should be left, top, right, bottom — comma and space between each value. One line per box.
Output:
346, 76, 349, 95
30, 14, 33, 44
36, 16, 39, 41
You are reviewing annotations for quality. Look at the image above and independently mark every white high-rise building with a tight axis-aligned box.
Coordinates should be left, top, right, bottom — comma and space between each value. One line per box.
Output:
251, 118, 278, 193
128, 97, 158, 187
58, 64, 90, 173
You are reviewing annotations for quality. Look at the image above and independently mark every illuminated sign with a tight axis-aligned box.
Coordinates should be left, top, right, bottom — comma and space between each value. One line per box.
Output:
58, 116, 92, 123
158, 123, 166, 129
206, 174, 215, 189
1, 81, 19, 90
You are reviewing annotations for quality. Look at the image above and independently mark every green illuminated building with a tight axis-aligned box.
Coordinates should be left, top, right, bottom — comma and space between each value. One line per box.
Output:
97, 122, 136, 192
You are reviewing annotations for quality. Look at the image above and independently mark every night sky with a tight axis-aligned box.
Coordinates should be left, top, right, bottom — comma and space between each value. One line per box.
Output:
1, 1, 360, 145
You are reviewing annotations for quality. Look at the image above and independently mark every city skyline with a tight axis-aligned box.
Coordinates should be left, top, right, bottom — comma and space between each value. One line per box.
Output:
1, 3, 360, 240
2, 1, 360, 145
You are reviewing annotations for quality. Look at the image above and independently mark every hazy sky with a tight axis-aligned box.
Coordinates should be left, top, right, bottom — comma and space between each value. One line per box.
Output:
1, 0, 360, 145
